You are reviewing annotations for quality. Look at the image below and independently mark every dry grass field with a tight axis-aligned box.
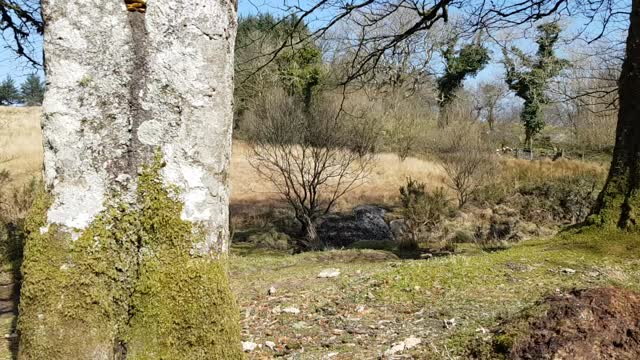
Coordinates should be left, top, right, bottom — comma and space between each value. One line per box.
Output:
0, 106, 605, 221
0, 107, 43, 186
0, 106, 449, 208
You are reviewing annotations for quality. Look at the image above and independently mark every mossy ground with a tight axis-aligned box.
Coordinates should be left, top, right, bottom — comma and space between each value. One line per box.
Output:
229, 228, 640, 359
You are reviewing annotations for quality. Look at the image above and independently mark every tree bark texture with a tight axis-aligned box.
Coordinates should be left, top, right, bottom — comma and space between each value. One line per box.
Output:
591, 0, 640, 230
18, 0, 244, 358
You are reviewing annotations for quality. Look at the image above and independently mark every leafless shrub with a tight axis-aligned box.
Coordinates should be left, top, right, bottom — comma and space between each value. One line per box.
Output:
244, 90, 375, 250
385, 98, 434, 161
436, 123, 496, 208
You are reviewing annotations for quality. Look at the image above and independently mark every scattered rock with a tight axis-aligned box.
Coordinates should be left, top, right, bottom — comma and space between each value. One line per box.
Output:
268, 286, 277, 295
242, 341, 257, 352
384, 342, 406, 356
384, 336, 422, 356
389, 219, 408, 241
404, 336, 422, 349
561, 268, 576, 275
318, 269, 341, 278
586, 270, 601, 277
282, 306, 301, 315
265, 341, 276, 351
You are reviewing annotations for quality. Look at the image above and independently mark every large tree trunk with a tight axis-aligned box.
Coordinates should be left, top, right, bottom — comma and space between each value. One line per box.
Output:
18, 0, 243, 358
591, 0, 640, 229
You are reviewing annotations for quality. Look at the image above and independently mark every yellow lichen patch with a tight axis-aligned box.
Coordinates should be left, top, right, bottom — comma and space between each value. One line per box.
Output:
125, 0, 147, 13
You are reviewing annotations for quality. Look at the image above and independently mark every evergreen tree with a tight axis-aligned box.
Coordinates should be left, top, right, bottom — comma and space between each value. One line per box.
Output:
20, 74, 44, 106
234, 13, 321, 125
276, 46, 323, 109
0, 76, 21, 105
437, 34, 490, 127
503, 23, 569, 152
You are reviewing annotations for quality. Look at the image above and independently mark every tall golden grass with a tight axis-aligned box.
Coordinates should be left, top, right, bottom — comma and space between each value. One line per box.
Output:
0, 107, 43, 185
0, 107, 606, 213
231, 142, 448, 210
500, 157, 606, 186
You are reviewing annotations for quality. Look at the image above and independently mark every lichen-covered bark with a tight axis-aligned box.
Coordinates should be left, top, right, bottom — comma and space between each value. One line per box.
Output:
19, 0, 242, 357
40, 0, 236, 252
19, 158, 244, 359
590, 0, 640, 230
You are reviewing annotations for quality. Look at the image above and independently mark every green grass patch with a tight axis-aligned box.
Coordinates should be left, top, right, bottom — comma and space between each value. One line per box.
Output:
372, 228, 640, 355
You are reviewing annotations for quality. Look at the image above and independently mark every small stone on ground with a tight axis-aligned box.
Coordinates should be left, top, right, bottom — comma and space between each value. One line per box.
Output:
242, 341, 257, 352
318, 268, 341, 278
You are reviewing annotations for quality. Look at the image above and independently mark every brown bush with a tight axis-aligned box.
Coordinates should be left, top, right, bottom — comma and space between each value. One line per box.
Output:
434, 123, 497, 208
244, 90, 375, 250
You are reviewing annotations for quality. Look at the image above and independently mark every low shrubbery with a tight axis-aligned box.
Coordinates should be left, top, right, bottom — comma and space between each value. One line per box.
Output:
0, 171, 39, 266
397, 178, 452, 251
474, 161, 603, 226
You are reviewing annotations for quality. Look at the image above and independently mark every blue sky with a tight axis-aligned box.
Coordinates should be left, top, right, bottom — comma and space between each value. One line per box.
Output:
0, 0, 628, 85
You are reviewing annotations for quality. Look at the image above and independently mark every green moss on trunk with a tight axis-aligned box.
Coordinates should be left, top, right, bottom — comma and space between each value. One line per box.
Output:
588, 175, 633, 229
589, 0, 640, 232
18, 156, 244, 359
125, 157, 243, 359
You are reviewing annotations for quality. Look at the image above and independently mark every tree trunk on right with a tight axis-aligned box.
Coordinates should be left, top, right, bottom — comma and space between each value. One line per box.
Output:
591, 0, 640, 229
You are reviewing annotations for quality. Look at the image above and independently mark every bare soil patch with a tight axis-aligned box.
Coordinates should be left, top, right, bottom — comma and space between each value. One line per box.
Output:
500, 287, 640, 360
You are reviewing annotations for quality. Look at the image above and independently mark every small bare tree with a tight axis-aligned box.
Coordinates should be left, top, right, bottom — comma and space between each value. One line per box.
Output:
245, 90, 375, 250
436, 124, 495, 208
474, 81, 509, 130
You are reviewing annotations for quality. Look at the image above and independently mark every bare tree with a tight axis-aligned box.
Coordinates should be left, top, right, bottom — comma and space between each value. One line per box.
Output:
243, 0, 626, 88
474, 81, 509, 130
245, 90, 374, 249
549, 49, 620, 152
0, 0, 43, 66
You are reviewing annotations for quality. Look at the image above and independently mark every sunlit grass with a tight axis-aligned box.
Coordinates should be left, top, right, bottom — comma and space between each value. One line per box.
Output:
372, 228, 640, 354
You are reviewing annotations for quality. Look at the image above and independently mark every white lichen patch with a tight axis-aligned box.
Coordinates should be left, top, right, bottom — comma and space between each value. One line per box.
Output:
137, 120, 164, 145
180, 164, 205, 188
181, 188, 211, 222
47, 172, 106, 230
